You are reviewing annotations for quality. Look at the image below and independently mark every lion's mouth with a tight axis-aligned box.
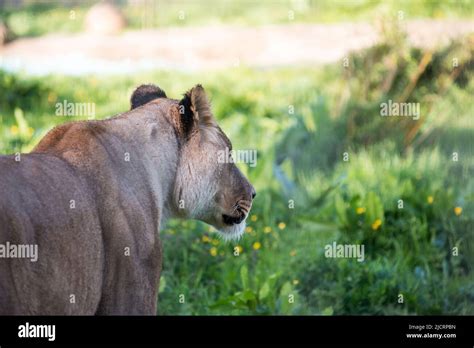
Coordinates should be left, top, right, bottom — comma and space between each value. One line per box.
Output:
222, 213, 246, 226
222, 199, 252, 226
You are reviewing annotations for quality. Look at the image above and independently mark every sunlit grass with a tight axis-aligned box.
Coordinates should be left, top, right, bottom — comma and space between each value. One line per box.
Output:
2, 0, 473, 40
0, 32, 473, 314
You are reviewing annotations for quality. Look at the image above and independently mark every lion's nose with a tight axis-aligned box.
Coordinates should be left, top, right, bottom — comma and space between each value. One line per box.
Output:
223, 214, 245, 225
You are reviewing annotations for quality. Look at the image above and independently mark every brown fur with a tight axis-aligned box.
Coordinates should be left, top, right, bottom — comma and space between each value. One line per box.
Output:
0, 85, 254, 315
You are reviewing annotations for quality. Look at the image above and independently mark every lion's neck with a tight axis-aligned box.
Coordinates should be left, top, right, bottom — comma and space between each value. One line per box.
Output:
33, 102, 182, 231
105, 107, 182, 227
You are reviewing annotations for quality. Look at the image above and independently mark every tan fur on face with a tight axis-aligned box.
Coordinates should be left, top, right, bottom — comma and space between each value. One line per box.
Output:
173, 86, 254, 240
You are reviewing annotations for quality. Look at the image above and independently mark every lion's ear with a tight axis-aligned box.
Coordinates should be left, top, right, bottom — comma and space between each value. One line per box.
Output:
178, 84, 215, 137
130, 84, 167, 110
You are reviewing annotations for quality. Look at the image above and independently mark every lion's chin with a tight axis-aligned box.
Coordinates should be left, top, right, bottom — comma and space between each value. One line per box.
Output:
216, 222, 246, 242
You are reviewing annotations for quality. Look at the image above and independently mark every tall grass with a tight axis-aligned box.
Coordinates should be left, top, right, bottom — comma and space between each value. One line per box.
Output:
0, 33, 472, 314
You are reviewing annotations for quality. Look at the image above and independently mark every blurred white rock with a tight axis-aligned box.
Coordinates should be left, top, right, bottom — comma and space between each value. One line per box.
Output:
84, 1, 126, 35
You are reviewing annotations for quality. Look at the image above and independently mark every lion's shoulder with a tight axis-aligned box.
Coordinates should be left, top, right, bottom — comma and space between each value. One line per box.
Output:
34, 121, 107, 153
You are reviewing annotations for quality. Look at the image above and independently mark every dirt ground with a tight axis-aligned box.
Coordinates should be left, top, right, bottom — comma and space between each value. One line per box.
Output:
0, 19, 472, 75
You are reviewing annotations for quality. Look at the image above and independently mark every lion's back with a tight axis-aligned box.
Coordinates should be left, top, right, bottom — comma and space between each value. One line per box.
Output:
0, 153, 103, 314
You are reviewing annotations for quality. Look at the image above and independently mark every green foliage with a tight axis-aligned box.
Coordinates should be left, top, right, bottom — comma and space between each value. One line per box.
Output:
0, 31, 472, 315
1, 3, 85, 38
2, 0, 473, 39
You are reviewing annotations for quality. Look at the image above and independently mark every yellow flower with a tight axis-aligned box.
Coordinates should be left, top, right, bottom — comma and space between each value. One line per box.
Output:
47, 92, 57, 103
245, 226, 253, 233
290, 249, 297, 257
454, 207, 462, 216
264, 226, 272, 234
292, 279, 299, 285
278, 222, 286, 230
202, 235, 210, 243
211, 239, 220, 246
371, 219, 382, 230
427, 196, 434, 204
10, 125, 19, 136
356, 207, 366, 214
252, 242, 261, 250
250, 214, 258, 222
209, 247, 218, 256
235, 245, 243, 254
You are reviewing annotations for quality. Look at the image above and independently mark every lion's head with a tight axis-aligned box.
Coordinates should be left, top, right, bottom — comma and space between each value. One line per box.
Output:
131, 84, 256, 241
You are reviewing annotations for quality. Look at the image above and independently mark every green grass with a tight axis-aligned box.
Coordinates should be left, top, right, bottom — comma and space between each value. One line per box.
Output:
1, 0, 473, 39
0, 31, 473, 315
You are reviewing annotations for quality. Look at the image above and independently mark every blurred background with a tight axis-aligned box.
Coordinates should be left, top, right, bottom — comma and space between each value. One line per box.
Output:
0, 0, 473, 315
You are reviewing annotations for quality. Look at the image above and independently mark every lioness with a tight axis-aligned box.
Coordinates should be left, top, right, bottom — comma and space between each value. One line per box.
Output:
0, 84, 255, 315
